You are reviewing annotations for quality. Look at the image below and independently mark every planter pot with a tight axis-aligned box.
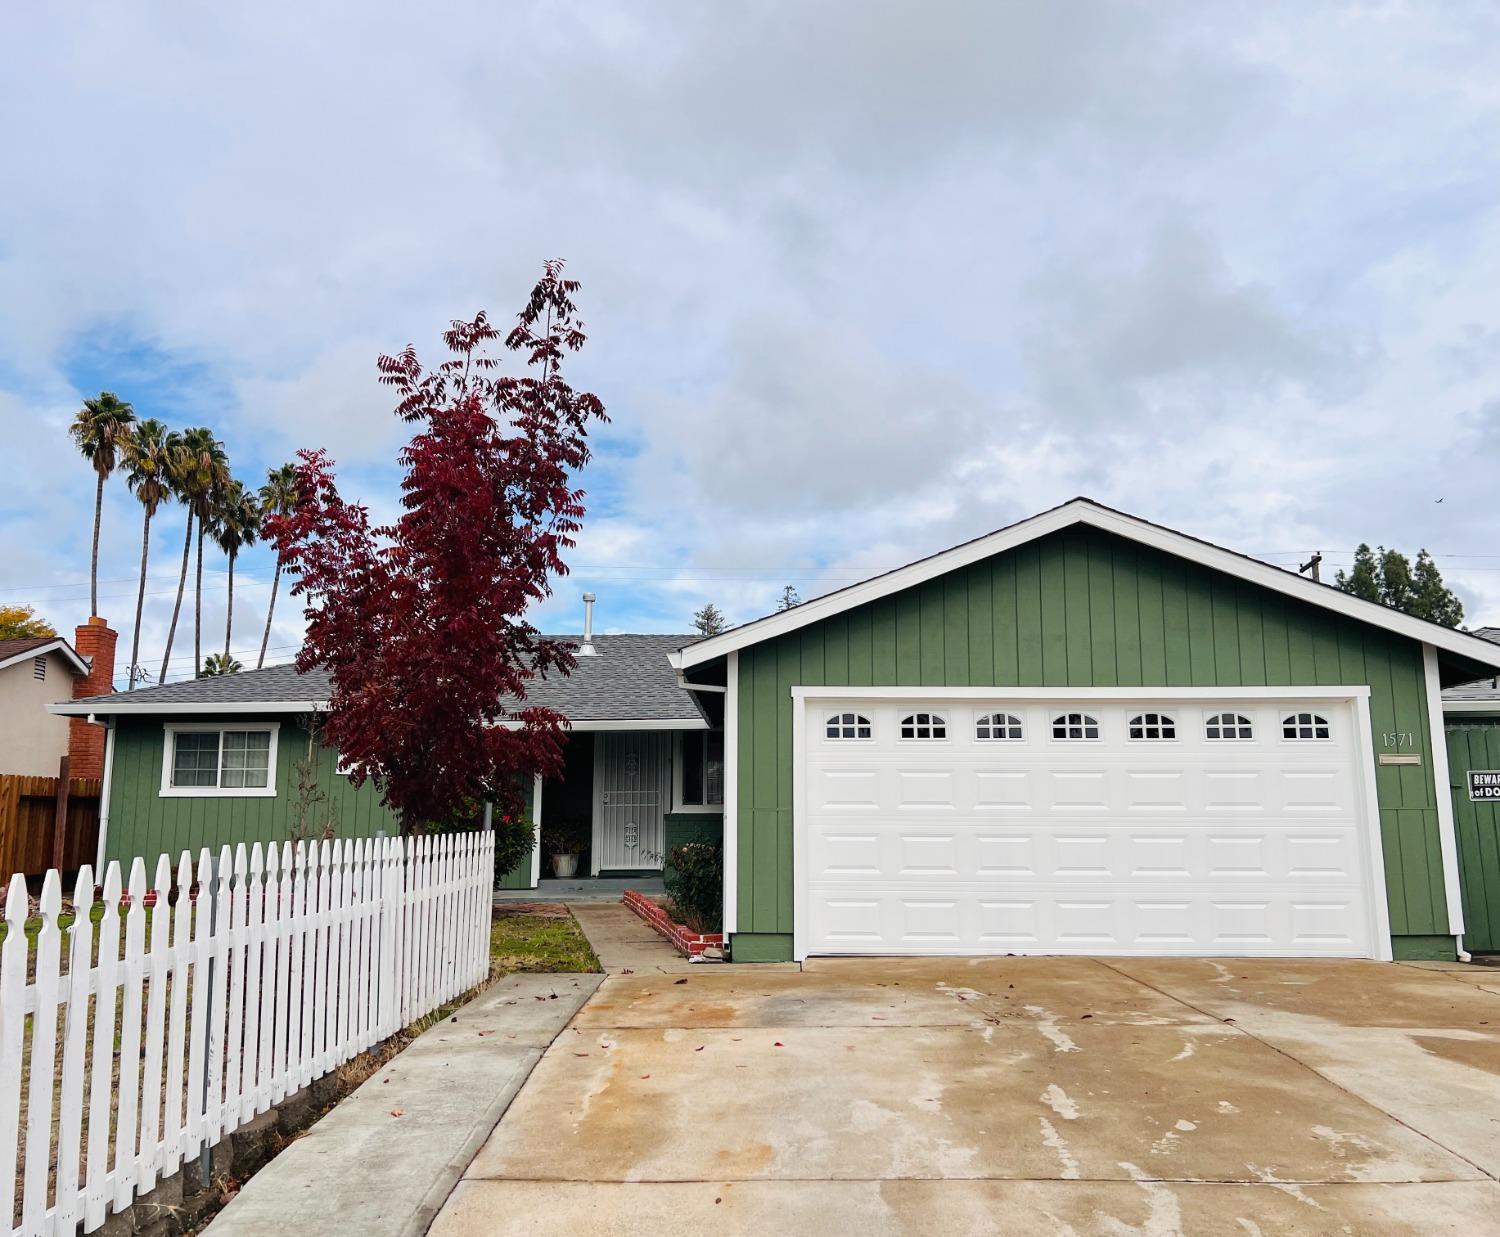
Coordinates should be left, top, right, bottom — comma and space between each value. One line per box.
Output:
551, 853, 579, 879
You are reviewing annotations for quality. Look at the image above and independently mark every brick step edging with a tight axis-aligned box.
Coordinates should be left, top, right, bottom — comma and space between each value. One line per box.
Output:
621, 889, 726, 959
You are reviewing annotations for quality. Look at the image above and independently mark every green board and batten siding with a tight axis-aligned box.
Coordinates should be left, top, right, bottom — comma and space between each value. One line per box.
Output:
104, 716, 400, 865
733, 526, 1452, 962
1447, 720, 1500, 953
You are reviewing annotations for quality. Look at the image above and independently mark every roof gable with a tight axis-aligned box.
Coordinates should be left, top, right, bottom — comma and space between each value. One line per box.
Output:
0, 637, 88, 676
672, 498, 1500, 674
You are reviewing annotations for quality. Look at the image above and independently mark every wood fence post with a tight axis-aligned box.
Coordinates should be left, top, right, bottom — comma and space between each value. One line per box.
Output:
52, 757, 71, 873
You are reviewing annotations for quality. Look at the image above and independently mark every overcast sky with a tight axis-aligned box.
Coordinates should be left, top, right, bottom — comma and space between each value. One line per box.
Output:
4, 3, 1498, 683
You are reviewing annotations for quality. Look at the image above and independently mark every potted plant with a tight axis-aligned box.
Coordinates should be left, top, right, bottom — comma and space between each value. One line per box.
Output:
542, 820, 588, 879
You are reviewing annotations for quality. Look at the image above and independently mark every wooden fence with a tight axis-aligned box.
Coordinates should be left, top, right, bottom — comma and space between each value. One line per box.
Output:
0, 776, 101, 886
2, 830, 495, 1236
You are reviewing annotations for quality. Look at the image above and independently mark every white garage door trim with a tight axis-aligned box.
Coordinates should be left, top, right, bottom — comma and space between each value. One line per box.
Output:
791, 686, 1391, 963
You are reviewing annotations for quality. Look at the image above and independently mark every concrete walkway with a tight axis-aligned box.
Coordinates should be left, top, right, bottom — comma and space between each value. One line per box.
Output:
566, 900, 697, 974
204, 971, 601, 1237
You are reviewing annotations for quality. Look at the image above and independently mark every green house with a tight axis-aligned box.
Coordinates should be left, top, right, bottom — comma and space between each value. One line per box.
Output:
671, 499, 1500, 964
52, 633, 721, 889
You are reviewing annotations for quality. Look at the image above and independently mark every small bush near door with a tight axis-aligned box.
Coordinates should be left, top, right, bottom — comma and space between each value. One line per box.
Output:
492, 813, 537, 886
664, 840, 723, 934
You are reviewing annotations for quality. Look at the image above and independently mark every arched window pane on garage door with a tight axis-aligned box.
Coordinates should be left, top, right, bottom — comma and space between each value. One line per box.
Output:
1206, 712, 1254, 740
900, 712, 947, 740
975, 712, 1024, 741
1128, 712, 1176, 740
826, 712, 872, 740
1283, 712, 1331, 740
1052, 712, 1100, 740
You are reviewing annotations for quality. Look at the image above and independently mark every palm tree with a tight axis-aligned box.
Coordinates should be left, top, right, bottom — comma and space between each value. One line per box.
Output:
257, 463, 299, 669
200, 653, 242, 677
207, 479, 261, 662
159, 428, 227, 683
69, 392, 137, 617
120, 419, 179, 689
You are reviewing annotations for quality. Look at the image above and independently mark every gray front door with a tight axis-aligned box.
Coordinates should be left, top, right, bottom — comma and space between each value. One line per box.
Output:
593, 732, 670, 873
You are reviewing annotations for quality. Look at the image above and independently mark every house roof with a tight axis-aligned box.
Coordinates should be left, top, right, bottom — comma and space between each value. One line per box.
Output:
671, 497, 1500, 679
1443, 627, 1500, 713
49, 634, 706, 728
0, 636, 89, 676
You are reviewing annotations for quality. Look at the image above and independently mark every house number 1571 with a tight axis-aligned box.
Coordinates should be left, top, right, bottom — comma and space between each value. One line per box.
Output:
1382, 732, 1416, 748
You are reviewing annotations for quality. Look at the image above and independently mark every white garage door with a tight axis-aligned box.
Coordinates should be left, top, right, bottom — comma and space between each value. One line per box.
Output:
797, 694, 1382, 959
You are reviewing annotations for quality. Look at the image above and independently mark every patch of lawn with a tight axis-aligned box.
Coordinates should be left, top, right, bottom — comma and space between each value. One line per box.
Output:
490, 909, 600, 976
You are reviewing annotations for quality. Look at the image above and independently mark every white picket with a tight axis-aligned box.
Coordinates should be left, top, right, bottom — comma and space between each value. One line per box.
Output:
135, 856, 172, 1194
7, 828, 494, 1237
53, 866, 95, 1231
162, 853, 194, 1168
21, 871, 61, 1235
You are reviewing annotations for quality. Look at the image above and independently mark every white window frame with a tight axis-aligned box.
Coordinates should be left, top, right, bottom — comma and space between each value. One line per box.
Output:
1126, 711, 1178, 742
160, 722, 280, 798
1205, 711, 1254, 741
674, 729, 725, 813
974, 711, 1025, 741
1281, 711, 1332, 742
898, 711, 949, 741
1051, 711, 1102, 741
824, 711, 873, 741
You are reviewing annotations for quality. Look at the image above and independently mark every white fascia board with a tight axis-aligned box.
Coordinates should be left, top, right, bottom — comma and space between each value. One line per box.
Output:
675, 499, 1500, 673
47, 699, 328, 717
1443, 699, 1500, 714
0, 639, 90, 677
1423, 644, 1465, 936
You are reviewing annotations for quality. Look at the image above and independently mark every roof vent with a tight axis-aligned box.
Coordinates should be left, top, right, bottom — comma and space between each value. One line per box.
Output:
579, 592, 597, 657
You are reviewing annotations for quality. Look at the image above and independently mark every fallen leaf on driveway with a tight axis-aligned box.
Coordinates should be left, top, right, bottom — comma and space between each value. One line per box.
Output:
674, 978, 688, 985
695, 1045, 704, 1052
640, 1074, 651, 1079
390, 1109, 404, 1118
773, 1041, 784, 1047
574, 1052, 590, 1057
478, 1030, 494, 1037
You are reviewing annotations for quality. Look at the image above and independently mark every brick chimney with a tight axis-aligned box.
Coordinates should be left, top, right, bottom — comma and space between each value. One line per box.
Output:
68, 617, 117, 778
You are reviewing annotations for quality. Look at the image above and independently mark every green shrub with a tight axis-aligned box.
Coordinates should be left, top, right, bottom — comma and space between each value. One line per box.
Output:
663, 841, 722, 934
493, 812, 537, 885
541, 819, 588, 858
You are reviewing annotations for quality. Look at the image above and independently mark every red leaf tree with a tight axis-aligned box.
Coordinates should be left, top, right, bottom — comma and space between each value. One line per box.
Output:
266, 261, 607, 830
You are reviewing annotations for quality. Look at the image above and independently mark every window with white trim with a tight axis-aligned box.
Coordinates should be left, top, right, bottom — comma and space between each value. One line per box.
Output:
680, 730, 724, 807
825, 712, 872, 740
1128, 712, 1176, 740
1282, 712, 1331, 740
1205, 712, 1253, 740
900, 712, 947, 740
975, 712, 1024, 741
162, 725, 278, 795
1052, 712, 1100, 740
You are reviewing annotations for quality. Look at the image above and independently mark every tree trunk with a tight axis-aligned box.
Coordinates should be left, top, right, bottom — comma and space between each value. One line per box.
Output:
224, 548, 236, 661
90, 472, 104, 618
258, 558, 281, 670
193, 522, 205, 677
160, 513, 192, 684
128, 507, 152, 690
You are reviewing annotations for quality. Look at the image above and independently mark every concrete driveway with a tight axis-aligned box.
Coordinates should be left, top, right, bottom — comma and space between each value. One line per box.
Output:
431, 957, 1500, 1235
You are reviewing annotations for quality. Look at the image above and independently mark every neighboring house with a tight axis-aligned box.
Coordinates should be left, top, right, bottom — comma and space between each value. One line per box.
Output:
0, 618, 117, 777
671, 498, 1500, 964
50, 631, 716, 887
1441, 626, 1500, 954
49, 499, 1500, 966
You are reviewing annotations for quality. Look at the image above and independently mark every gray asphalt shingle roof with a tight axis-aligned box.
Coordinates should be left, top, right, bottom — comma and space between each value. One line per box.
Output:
1445, 627, 1500, 705
62, 635, 703, 723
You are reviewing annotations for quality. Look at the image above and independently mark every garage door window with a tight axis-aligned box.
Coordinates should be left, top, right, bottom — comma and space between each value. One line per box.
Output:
1127, 712, 1176, 740
1051, 712, 1100, 740
975, 712, 1024, 741
826, 712, 872, 740
1283, 712, 1331, 740
900, 712, 947, 740
1206, 712, 1254, 740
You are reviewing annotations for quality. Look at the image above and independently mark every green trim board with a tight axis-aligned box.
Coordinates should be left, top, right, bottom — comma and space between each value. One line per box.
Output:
103, 714, 399, 866
1447, 720, 1500, 953
731, 526, 1456, 962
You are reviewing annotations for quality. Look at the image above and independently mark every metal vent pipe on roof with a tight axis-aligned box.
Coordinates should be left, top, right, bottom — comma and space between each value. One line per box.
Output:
580, 592, 597, 656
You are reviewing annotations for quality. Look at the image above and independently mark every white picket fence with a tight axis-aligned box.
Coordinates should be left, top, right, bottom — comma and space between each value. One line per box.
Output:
1, 830, 495, 1237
